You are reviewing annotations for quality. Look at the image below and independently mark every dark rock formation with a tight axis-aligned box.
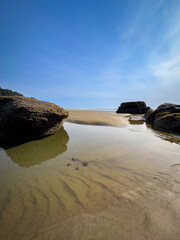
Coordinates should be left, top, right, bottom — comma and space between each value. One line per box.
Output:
144, 108, 154, 120
0, 96, 68, 147
116, 101, 149, 114
145, 103, 180, 134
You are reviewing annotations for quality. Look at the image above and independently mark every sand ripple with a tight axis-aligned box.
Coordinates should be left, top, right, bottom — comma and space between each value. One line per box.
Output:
0, 163, 180, 240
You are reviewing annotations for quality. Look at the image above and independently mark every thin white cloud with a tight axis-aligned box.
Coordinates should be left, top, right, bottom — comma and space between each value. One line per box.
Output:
153, 57, 180, 85
99, 0, 180, 106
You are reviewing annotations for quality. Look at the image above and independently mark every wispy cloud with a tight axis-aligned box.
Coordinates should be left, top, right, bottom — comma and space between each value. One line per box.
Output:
2, 0, 180, 108
153, 57, 180, 85
94, 0, 180, 106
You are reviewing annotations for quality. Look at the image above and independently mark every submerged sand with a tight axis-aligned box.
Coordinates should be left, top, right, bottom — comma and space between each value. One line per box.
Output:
66, 110, 129, 127
34, 164, 180, 240
0, 111, 180, 240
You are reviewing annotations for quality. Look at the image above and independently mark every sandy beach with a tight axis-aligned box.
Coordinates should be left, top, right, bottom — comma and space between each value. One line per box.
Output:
66, 110, 129, 127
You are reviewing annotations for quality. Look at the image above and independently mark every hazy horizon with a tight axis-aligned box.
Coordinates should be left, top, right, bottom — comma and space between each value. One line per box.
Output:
1, 0, 180, 109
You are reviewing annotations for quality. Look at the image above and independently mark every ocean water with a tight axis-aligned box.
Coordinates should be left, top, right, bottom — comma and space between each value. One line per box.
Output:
0, 121, 180, 240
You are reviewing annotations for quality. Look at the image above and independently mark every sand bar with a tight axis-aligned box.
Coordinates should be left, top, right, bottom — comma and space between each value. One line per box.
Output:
65, 110, 129, 127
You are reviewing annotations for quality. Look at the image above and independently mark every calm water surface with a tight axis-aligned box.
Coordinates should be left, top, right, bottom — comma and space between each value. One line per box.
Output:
0, 121, 180, 240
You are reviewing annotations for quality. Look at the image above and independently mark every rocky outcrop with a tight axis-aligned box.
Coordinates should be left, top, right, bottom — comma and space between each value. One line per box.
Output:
0, 96, 68, 147
145, 103, 180, 134
116, 101, 149, 114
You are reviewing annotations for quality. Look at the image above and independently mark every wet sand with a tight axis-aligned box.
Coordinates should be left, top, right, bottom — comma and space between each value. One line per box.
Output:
66, 110, 129, 127
0, 112, 180, 240
51, 164, 180, 240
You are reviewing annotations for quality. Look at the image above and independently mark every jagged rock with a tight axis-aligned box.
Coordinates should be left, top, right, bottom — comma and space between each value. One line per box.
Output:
0, 96, 68, 146
116, 101, 149, 114
145, 103, 180, 134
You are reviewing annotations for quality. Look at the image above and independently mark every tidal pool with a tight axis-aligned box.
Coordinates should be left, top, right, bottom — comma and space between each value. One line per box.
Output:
0, 121, 180, 240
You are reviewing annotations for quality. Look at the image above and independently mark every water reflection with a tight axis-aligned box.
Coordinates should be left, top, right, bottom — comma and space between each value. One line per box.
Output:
128, 115, 180, 145
146, 123, 180, 145
1, 122, 180, 240
5, 126, 69, 167
128, 115, 145, 125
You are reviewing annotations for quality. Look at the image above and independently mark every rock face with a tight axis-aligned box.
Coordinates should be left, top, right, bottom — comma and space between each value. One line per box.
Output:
144, 108, 154, 120
145, 103, 180, 134
0, 96, 68, 147
116, 101, 149, 114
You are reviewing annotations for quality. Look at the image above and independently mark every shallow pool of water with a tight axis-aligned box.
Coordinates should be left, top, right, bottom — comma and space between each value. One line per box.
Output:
0, 121, 180, 240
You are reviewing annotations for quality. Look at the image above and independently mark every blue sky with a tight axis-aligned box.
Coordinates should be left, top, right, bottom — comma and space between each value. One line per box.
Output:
0, 0, 180, 109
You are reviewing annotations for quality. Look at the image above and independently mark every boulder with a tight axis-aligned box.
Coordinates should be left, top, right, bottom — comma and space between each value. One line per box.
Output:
116, 101, 149, 114
145, 103, 180, 134
144, 108, 154, 120
0, 96, 68, 147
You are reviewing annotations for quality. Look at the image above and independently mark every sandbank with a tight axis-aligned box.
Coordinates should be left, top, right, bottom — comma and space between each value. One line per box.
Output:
65, 110, 129, 127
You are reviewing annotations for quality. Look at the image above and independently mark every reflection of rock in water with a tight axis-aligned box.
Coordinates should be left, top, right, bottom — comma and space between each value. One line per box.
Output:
146, 123, 180, 145
128, 115, 145, 125
5, 126, 69, 167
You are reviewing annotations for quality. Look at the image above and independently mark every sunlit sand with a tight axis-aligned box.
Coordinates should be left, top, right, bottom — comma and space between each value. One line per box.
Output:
66, 110, 129, 127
